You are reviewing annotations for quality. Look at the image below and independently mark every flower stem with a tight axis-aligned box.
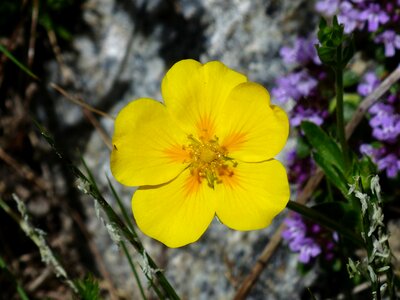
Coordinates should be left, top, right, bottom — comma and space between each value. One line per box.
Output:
286, 200, 363, 246
335, 46, 350, 170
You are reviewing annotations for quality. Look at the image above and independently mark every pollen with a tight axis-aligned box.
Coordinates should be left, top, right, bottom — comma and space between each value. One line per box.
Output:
186, 135, 236, 188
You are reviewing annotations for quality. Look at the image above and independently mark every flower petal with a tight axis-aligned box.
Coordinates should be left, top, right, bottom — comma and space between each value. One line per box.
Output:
111, 98, 189, 186
132, 170, 216, 247
161, 59, 247, 140
217, 82, 289, 162
215, 159, 290, 230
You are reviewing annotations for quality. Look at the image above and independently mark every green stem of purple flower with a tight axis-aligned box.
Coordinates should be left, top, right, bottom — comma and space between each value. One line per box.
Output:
335, 46, 350, 170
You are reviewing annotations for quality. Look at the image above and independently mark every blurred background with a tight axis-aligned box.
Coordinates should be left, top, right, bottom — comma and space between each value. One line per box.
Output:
1, 0, 398, 299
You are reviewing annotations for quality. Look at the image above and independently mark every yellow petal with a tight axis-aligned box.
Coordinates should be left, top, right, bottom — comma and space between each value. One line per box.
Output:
217, 82, 289, 162
111, 98, 189, 186
132, 169, 216, 247
161, 59, 247, 141
215, 159, 290, 230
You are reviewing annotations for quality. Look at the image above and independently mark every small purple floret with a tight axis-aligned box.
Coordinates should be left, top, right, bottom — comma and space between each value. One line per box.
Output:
374, 30, 400, 57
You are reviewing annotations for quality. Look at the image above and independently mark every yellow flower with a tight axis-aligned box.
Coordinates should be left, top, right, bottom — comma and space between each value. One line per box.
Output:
110, 59, 290, 248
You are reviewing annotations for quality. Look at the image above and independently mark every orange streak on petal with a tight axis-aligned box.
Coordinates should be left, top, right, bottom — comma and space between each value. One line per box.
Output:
196, 115, 215, 141
184, 172, 202, 196
164, 145, 191, 163
222, 132, 248, 153
219, 166, 240, 190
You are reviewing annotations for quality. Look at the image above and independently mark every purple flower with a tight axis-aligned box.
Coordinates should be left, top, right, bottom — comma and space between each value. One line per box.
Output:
368, 103, 400, 142
315, 0, 340, 17
377, 154, 400, 178
374, 30, 400, 57
360, 144, 400, 178
291, 106, 326, 127
359, 143, 383, 158
371, 114, 400, 142
387, 93, 397, 104
338, 1, 364, 33
357, 72, 380, 96
296, 238, 322, 263
282, 215, 321, 264
280, 37, 321, 65
271, 71, 318, 103
359, 4, 390, 32
282, 214, 306, 241
369, 103, 394, 115
282, 213, 335, 264
286, 149, 315, 187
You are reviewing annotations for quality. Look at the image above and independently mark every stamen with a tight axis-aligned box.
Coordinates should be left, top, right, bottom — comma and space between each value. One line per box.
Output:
185, 134, 237, 188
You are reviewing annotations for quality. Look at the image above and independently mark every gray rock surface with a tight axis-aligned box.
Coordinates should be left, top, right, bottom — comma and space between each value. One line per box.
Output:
47, 0, 319, 298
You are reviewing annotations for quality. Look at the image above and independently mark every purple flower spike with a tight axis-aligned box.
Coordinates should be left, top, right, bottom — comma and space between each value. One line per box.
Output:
282, 213, 335, 264
315, 0, 340, 17
286, 149, 316, 187
359, 4, 390, 32
338, 2, 364, 34
359, 143, 380, 158
297, 238, 322, 264
360, 144, 400, 179
377, 154, 400, 178
368, 103, 400, 143
280, 37, 321, 65
357, 72, 380, 96
374, 30, 400, 57
271, 70, 317, 104
291, 106, 326, 127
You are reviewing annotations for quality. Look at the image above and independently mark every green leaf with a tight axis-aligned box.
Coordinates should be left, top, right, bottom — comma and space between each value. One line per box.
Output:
342, 37, 355, 66
301, 121, 345, 173
54, 25, 72, 41
329, 93, 361, 112
296, 137, 311, 159
319, 18, 327, 30
313, 152, 349, 198
329, 94, 361, 123
316, 45, 336, 65
352, 156, 378, 191
75, 275, 101, 300
343, 70, 360, 87
333, 15, 339, 27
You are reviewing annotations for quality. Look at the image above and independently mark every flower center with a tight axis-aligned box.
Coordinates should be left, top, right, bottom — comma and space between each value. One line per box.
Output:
199, 147, 218, 163
186, 135, 236, 188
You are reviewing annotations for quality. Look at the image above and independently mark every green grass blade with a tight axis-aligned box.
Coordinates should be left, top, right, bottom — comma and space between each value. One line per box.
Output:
0, 255, 30, 300
0, 44, 39, 80
106, 176, 136, 234
120, 241, 148, 300
106, 176, 148, 298
79, 159, 179, 299
32, 122, 180, 299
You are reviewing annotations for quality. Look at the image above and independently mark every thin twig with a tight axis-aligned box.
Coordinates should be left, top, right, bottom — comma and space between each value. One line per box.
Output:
233, 65, 400, 299
233, 169, 324, 300
345, 65, 400, 138
82, 109, 113, 150
49, 83, 115, 120
0, 146, 49, 191
28, 0, 39, 67
46, 28, 74, 83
